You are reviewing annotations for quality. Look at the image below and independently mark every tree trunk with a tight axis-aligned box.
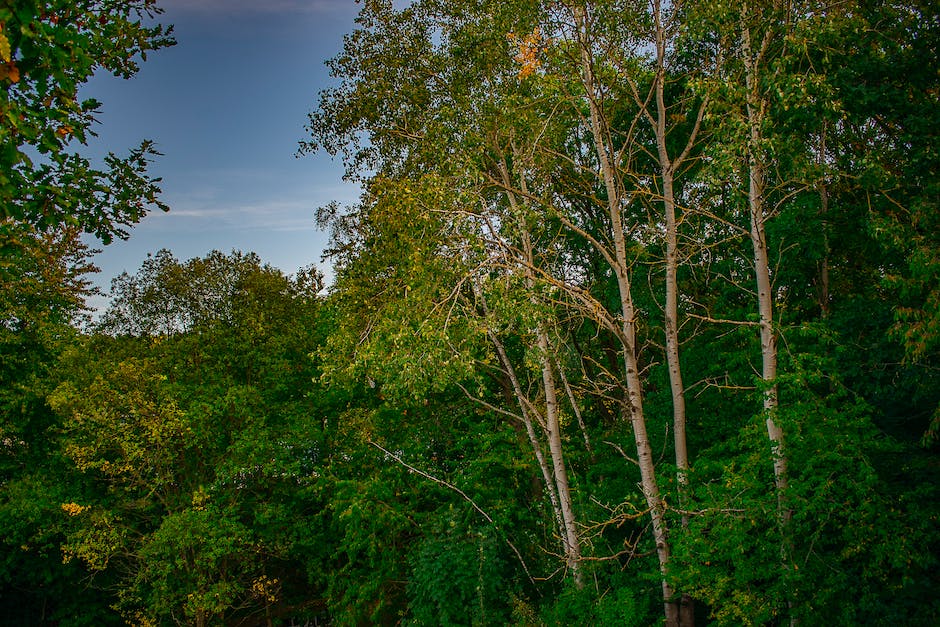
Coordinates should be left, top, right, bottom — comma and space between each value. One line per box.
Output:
538, 329, 583, 586
652, 0, 690, 504
484, 159, 585, 586
742, 6, 789, 507
739, 7, 797, 623
516, 194, 583, 587
649, 5, 706, 621
662, 171, 688, 492
663, 167, 695, 627
482, 296, 568, 561
748, 139, 789, 506
575, 5, 677, 623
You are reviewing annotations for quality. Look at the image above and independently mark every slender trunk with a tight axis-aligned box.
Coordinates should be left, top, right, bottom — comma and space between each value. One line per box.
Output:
517, 204, 583, 587
485, 314, 567, 550
748, 139, 788, 498
662, 172, 688, 490
537, 329, 583, 586
742, 8, 789, 506
652, 0, 689, 499
662, 167, 694, 627
575, 6, 677, 623
649, 6, 700, 620
487, 157, 584, 585
663, 166, 695, 627
740, 8, 795, 623
747, 93, 797, 626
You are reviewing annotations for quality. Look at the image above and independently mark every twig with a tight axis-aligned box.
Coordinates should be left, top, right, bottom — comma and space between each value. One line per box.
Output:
687, 312, 760, 326
603, 440, 639, 466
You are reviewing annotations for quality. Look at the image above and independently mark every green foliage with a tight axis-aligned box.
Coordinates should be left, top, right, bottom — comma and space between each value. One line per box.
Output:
0, 1, 174, 242
671, 342, 940, 625
0, 6, 174, 611
0, 219, 112, 623
408, 530, 510, 626
131, 507, 260, 625
44, 250, 331, 623
538, 581, 652, 627
0, 220, 93, 481
306, 0, 940, 624
323, 474, 414, 625
316, 174, 484, 401
0, 472, 123, 625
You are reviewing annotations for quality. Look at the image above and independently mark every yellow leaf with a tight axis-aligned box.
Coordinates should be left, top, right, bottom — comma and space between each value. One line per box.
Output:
61, 502, 90, 516
0, 31, 9, 63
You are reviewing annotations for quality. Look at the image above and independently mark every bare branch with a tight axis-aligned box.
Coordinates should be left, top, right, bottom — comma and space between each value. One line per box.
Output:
603, 440, 639, 466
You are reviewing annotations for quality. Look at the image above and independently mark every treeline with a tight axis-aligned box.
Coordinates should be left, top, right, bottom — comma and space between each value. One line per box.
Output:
1, 0, 939, 625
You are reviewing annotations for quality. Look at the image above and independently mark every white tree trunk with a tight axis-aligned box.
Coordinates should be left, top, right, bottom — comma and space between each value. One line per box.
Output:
742, 5, 789, 506
537, 329, 583, 586
576, 5, 677, 623
484, 160, 585, 585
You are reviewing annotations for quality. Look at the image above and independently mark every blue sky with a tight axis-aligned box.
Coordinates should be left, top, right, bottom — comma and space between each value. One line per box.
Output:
82, 0, 362, 309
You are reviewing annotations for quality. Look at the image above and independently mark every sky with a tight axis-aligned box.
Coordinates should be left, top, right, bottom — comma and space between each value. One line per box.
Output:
81, 0, 363, 310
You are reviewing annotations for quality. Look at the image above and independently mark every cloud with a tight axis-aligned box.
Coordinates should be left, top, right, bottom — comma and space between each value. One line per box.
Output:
152, 197, 322, 233
157, 0, 355, 15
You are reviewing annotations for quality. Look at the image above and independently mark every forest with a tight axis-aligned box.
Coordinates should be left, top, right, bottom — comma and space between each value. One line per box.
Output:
1, 0, 939, 625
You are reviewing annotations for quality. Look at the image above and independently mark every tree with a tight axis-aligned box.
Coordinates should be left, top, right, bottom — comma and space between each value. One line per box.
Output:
824, 0, 940, 446
306, 1, 700, 621
0, 220, 115, 625
0, 6, 173, 617
308, 0, 593, 593
306, 0, 940, 623
0, 0, 173, 242
50, 250, 329, 624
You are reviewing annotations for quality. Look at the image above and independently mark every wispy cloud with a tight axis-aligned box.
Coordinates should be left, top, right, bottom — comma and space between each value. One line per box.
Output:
158, 0, 354, 15
149, 165, 360, 233
154, 199, 320, 232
